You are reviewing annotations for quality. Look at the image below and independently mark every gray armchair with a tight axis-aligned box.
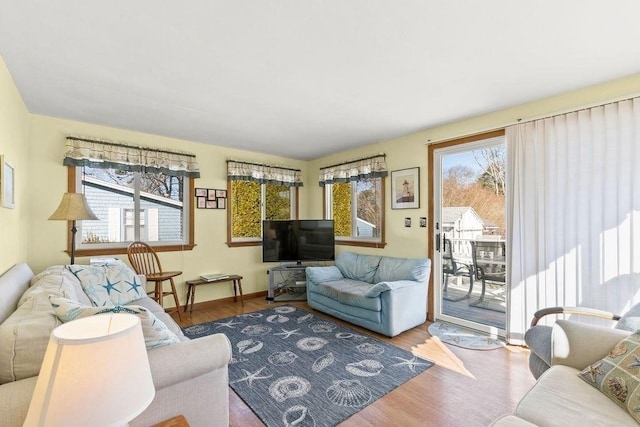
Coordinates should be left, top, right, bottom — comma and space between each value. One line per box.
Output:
524, 304, 640, 378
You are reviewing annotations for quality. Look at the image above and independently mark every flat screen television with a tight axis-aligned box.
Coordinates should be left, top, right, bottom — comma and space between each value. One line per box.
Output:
262, 219, 335, 264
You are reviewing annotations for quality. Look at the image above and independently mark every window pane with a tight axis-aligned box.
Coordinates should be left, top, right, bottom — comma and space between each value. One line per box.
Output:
355, 178, 382, 238
81, 167, 184, 244
329, 178, 383, 241
231, 181, 261, 238
82, 168, 134, 244
332, 183, 352, 237
265, 184, 291, 220
140, 172, 183, 242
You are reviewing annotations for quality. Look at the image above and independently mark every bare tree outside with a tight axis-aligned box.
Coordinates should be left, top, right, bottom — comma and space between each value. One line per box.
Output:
443, 145, 506, 236
473, 146, 505, 196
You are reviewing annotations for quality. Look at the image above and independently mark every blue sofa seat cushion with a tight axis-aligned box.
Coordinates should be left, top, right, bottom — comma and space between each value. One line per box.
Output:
312, 279, 382, 312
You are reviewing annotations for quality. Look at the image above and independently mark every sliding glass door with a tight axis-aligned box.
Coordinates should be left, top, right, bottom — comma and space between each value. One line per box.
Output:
430, 133, 507, 335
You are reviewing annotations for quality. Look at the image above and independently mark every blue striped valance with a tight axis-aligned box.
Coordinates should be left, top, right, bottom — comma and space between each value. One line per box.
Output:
63, 136, 200, 178
318, 154, 387, 186
227, 160, 303, 187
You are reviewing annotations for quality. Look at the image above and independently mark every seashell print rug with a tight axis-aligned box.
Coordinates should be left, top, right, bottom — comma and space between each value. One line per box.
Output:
183, 306, 434, 427
427, 321, 506, 351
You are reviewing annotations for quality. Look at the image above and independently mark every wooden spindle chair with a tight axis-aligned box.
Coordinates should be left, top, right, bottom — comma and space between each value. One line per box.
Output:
127, 241, 183, 321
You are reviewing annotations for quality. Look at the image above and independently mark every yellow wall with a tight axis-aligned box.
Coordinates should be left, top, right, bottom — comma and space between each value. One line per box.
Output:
27, 115, 307, 304
3, 45, 640, 307
308, 72, 640, 260
0, 55, 30, 274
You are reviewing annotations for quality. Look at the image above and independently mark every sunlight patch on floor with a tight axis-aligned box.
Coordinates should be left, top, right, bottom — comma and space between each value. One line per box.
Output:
412, 336, 476, 379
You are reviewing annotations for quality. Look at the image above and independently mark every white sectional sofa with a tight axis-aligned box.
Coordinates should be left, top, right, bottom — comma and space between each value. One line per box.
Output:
0, 263, 231, 427
492, 320, 637, 426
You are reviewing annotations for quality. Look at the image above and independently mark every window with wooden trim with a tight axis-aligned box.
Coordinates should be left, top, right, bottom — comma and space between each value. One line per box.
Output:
319, 155, 387, 248
228, 181, 298, 244
69, 166, 195, 256
324, 177, 386, 247
226, 160, 302, 246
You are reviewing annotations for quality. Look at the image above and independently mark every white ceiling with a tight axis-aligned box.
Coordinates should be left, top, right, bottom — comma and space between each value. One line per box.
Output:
1, 1, 640, 160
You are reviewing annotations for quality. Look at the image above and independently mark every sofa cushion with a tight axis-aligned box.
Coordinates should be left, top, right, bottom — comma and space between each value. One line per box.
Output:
577, 331, 640, 422
69, 264, 145, 306
50, 296, 181, 349
335, 252, 381, 283
364, 280, 419, 297
516, 365, 636, 426
373, 256, 430, 283
22, 265, 92, 307
312, 279, 382, 311
0, 290, 60, 384
0, 266, 90, 384
0, 263, 33, 325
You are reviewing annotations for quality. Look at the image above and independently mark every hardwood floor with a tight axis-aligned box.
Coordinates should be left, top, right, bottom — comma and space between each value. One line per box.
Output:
174, 297, 536, 427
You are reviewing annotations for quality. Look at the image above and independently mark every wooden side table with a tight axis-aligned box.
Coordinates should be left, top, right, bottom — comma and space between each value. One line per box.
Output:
152, 415, 189, 427
184, 275, 244, 314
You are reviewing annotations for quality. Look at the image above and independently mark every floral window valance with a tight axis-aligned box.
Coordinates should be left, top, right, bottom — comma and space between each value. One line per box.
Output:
63, 136, 201, 178
318, 154, 388, 186
227, 160, 303, 187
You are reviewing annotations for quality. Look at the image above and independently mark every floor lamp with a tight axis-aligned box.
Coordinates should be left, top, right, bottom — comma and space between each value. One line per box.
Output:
49, 193, 98, 265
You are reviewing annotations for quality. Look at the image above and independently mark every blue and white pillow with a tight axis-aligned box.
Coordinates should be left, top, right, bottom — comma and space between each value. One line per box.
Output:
49, 296, 180, 349
66, 264, 146, 306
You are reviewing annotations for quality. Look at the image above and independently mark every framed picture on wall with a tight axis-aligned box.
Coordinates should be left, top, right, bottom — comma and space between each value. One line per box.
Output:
391, 167, 419, 209
1, 155, 15, 209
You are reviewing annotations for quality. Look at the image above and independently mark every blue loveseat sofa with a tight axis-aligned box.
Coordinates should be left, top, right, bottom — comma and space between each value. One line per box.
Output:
306, 252, 431, 337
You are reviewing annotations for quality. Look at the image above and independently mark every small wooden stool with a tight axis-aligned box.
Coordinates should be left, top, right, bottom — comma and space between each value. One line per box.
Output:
184, 275, 244, 314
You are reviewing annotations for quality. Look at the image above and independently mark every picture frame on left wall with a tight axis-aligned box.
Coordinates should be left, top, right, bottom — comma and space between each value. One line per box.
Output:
0, 155, 15, 209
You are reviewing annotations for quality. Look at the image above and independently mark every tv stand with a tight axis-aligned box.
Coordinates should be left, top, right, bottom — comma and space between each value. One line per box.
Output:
267, 264, 311, 302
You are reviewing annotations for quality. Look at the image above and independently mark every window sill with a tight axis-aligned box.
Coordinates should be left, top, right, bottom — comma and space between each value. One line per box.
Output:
73, 244, 196, 257
226, 241, 262, 248
336, 240, 387, 249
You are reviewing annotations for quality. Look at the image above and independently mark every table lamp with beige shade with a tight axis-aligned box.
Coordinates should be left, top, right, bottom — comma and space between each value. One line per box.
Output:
23, 313, 155, 427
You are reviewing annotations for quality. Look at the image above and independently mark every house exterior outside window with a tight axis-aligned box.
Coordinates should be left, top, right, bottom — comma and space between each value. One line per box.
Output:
74, 167, 189, 251
325, 178, 384, 245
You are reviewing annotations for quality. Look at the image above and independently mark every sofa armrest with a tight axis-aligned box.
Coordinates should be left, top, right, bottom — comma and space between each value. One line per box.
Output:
551, 319, 631, 369
147, 333, 231, 390
306, 266, 344, 284
0, 376, 37, 427
364, 280, 422, 297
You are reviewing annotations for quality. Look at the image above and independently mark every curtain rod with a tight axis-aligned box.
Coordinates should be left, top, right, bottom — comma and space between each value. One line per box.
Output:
320, 154, 386, 170
512, 94, 640, 126
67, 136, 197, 158
226, 159, 301, 172
424, 94, 640, 145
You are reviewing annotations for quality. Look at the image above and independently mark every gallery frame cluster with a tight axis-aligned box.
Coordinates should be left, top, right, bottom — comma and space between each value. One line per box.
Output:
195, 188, 227, 209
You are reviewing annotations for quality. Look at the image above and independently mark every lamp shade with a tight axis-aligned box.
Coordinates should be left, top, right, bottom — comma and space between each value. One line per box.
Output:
48, 192, 98, 221
24, 314, 155, 427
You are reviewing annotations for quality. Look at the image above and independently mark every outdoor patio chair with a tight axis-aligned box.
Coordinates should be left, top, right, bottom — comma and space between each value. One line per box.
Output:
524, 304, 640, 379
469, 240, 506, 312
442, 238, 474, 301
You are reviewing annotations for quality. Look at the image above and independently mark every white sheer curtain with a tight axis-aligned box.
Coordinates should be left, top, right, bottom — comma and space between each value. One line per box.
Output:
506, 98, 640, 345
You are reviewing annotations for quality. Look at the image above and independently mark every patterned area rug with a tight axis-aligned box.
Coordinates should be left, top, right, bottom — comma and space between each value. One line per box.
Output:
183, 306, 434, 426
428, 321, 505, 351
